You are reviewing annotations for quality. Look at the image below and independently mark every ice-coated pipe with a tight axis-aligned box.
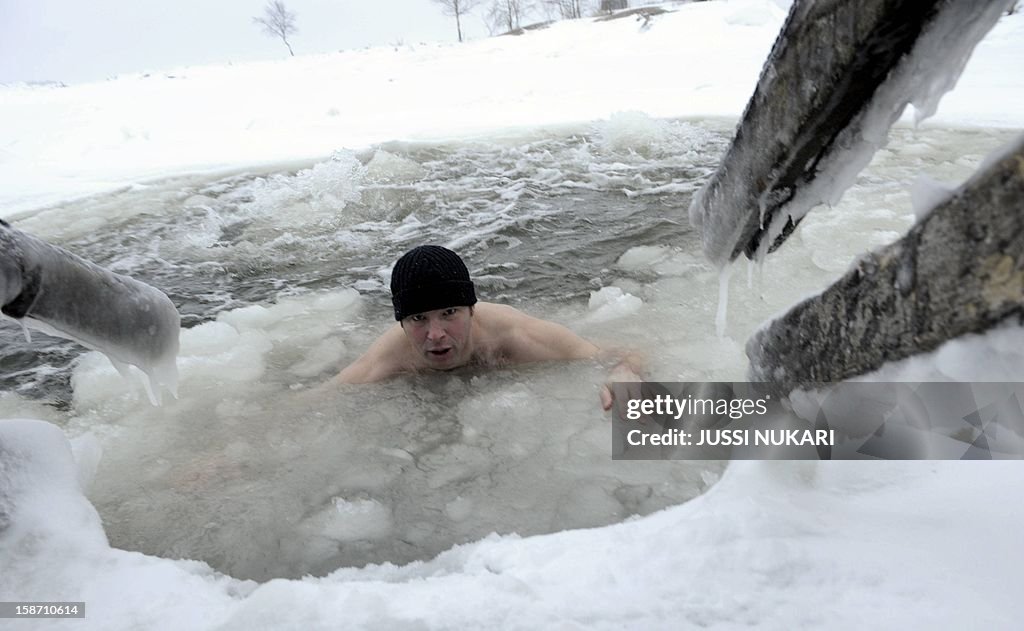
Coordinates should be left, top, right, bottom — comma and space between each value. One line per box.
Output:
0, 220, 179, 403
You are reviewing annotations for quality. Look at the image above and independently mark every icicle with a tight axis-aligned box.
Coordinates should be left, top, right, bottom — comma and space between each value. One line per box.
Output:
19, 320, 32, 343
107, 356, 160, 406
715, 263, 733, 339
142, 373, 161, 407
756, 255, 766, 298
108, 356, 134, 380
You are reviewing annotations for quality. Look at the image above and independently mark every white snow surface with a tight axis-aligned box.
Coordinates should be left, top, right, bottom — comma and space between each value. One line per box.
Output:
3, 1, 1021, 216
3, 2, 1024, 629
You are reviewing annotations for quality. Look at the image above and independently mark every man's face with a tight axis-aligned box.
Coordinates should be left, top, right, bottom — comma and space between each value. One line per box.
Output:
401, 306, 474, 369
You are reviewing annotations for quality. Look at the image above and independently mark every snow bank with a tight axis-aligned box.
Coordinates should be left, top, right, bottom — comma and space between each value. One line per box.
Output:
3, 417, 1023, 630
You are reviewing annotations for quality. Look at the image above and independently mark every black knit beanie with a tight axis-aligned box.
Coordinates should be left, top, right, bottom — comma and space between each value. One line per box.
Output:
391, 245, 477, 320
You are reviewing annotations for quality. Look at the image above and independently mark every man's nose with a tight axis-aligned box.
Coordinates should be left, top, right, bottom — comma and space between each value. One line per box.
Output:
426, 320, 446, 340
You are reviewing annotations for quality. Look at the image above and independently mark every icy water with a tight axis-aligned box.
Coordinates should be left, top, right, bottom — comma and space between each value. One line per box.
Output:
3, 115, 724, 406
0, 114, 1016, 580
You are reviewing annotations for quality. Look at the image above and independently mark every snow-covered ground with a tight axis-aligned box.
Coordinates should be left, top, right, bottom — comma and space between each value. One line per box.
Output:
2, 1, 1024, 629
4, 0, 1021, 216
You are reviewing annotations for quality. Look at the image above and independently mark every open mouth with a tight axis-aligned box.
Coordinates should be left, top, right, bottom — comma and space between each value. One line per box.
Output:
427, 348, 452, 359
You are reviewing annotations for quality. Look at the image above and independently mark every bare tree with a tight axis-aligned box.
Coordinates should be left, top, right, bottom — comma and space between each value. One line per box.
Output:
599, 0, 628, 13
486, 0, 533, 34
542, 0, 589, 20
253, 0, 298, 56
432, 0, 482, 43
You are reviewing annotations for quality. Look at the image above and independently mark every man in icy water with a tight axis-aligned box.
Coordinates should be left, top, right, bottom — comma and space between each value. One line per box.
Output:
336, 245, 640, 409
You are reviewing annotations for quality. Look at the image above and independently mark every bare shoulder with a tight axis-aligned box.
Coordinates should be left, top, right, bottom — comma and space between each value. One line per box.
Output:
335, 323, 409, 383
472, 301, 532, 325
475, 302, 599, 363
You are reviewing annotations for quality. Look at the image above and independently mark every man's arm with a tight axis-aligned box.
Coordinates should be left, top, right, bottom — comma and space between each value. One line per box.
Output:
335, 324, 407, 384
500, 306, 644, 410
503, 311, 601, 363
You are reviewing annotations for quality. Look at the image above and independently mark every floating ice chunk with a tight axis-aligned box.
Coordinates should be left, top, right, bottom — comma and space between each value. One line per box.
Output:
301, 497, 394, 542
72, 319, 270, 411
615, 245, 671, 272
177, 324, 272, 384
217, 290, 361, 362
287, 337, 346, 378
444, 496, 474, 523
1, 222, 180, 405
310, 289, 361, 314
219, 304, 292, 331
354, 278, 383, 292
586, 286, 643, 322
219, 289, 360, 336
72, 289, 363, 410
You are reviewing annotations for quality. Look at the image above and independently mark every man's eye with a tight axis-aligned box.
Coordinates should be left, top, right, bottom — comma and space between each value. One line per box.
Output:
444, 309, 456, 316
411, 315, 425, 322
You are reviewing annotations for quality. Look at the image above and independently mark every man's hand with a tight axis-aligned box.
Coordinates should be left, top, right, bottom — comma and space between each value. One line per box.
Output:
601, 354, 645, 416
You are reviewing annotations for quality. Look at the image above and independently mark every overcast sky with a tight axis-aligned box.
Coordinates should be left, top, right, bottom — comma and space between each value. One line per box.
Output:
0, 0, 502, 84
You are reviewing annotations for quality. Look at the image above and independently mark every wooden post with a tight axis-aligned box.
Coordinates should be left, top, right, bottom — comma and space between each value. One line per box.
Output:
747, 137, 1024, 392
689, 0, 1011, 266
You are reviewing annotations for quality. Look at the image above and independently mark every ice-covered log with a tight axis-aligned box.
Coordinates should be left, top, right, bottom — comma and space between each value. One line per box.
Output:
747, 135, 1024, 392
689, 0, 1013, 266
0, 220, 179, 403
